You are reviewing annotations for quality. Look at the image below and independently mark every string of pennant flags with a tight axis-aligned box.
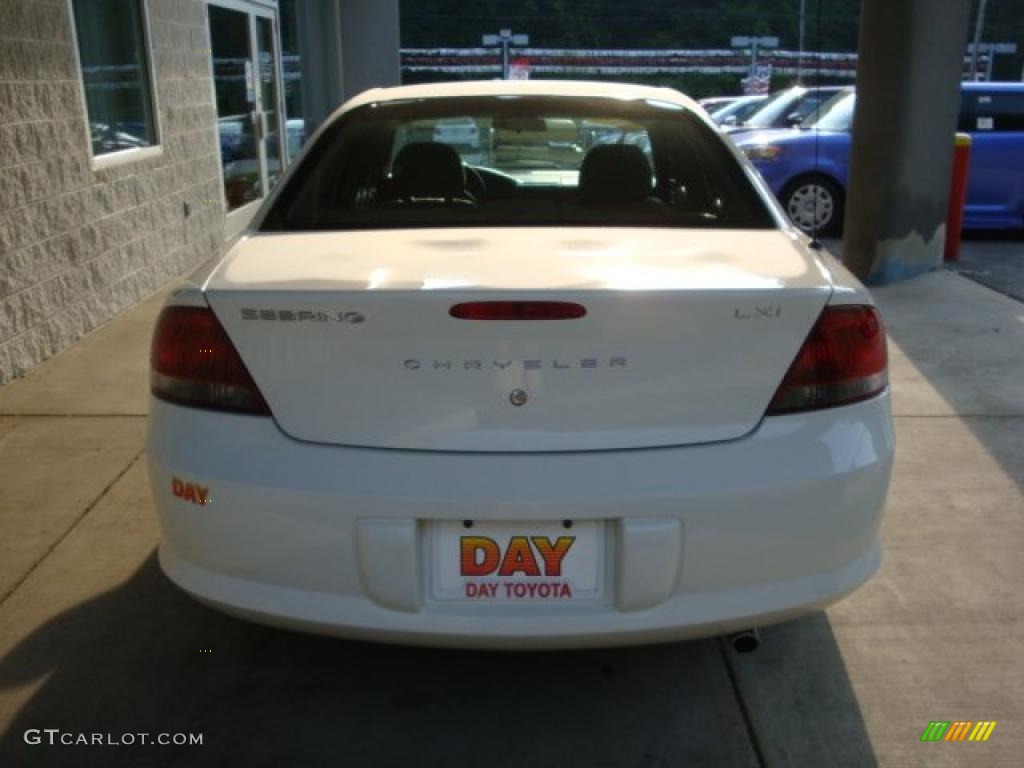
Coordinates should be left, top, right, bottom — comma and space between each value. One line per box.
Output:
400, 47, 1001, 80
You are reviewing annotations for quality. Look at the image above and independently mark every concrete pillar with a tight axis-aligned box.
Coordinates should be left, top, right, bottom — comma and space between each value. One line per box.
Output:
295, 0, 401, 134
841, 0, 971, 284
295, 0, 345, 132
339, 0, 401, 99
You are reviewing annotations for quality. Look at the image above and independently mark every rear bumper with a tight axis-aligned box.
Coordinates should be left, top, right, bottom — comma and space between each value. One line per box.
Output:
146, 392, 893, 649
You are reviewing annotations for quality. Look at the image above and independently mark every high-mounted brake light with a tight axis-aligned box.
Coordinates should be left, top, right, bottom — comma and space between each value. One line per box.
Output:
450, 301, 587, 320
151, 306, 270, 415
767, 305, 887, 415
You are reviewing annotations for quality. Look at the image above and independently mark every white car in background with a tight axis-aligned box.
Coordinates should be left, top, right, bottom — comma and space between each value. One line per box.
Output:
147, 80, 893, 649
709, 93, 770, 126
432, 116, 480, 148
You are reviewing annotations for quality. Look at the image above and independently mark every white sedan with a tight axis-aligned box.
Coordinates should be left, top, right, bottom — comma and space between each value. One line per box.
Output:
146, 80, 892, 649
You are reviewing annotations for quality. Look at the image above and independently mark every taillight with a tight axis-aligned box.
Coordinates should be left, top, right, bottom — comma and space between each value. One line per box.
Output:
767, 305, 887, 415
150, 306, 270, 415
450, 301, 587, 320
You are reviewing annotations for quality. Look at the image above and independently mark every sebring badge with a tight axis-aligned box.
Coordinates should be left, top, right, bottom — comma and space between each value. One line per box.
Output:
241, 308, 366, 324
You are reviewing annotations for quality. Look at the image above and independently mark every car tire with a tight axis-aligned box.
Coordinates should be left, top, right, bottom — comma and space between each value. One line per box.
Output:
781, 175, 844, 237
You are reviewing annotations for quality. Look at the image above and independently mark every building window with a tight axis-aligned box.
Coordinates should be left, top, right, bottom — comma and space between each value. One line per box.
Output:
70, 0, 158, 159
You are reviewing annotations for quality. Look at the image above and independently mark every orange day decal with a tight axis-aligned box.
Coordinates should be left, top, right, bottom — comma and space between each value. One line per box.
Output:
459, 535, 575, 599
172, 477, 211, 506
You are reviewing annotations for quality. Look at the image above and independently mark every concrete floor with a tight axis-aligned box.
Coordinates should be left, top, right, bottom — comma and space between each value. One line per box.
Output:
0, 253, 1022, 766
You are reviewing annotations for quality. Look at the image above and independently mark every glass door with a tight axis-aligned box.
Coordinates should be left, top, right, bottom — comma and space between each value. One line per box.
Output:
208, 1, 286, 235
255, 15, 284, 190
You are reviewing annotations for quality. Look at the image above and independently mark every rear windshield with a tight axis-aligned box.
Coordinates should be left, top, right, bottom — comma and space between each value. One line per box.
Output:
260, 95, 775, 232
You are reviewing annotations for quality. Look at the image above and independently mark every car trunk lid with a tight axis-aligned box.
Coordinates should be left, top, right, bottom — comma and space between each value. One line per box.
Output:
204, 228, 832, 451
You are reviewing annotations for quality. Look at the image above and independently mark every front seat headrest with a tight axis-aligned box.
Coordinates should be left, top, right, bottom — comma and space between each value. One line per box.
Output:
578, 144, 653, 203
391, 142, 468, 200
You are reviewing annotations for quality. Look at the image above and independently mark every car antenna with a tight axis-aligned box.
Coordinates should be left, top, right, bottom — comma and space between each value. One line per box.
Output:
808, 0, 823, 250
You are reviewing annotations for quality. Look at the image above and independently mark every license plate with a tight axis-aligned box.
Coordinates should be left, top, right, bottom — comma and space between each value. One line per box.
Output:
432, 520, 605, 602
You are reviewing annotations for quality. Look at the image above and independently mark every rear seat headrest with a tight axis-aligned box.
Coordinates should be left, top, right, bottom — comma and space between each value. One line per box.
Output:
578, 144, 653, 203
391, 142, 468, 199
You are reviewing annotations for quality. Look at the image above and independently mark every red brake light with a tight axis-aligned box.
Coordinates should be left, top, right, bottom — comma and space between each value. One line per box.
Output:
767, 305, 887, 414
450, 301, 587, 320
151, 306, 270, 415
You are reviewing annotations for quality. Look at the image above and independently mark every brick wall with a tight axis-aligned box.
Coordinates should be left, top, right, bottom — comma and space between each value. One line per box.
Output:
0, 0, 225, 384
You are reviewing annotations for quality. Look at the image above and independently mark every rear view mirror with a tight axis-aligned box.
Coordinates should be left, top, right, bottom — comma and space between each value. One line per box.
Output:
493, 117, 547, 133
785, 112, 804, 127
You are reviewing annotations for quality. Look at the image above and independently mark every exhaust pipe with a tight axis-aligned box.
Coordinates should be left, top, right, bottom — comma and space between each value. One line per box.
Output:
728, 628, 760, 653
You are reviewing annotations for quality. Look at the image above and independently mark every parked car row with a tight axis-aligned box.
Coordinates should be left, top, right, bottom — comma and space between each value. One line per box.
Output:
725, 85, 846, 135
708, 94, 768, 127
700, 86, 844, 131
735, 88, 855, 235
705, 82, 1024, 235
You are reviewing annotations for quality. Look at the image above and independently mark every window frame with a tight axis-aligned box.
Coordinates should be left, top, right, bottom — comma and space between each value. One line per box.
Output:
973, 90, 1024, 133
67, 0, 163, 169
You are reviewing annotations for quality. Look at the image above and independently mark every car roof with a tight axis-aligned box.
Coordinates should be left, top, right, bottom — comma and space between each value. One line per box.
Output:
340, 79, 701, 114
754, 85, 842, 103
777, 84, 845, 94
728, 94, 768, 103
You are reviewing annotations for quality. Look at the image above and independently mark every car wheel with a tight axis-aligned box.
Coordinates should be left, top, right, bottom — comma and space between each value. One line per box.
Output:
782, 176, 844, 237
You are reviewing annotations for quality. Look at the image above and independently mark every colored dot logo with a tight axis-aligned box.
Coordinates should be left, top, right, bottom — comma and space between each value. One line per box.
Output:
199, 649, 213, 654
921, 720, 997, 742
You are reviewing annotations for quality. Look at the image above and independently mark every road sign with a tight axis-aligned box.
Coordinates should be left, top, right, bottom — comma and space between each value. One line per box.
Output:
482, 30, 530, 80
967, 42, 1017, 54
742, 64, 772, 94
509, 58, 530, 80
483, 31, 530, 46
731, 36, 778, 79
732, 36, 779, 49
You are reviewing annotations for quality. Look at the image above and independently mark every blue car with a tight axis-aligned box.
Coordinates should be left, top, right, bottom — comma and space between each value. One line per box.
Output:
735, 82, 1024, 235
725, 85, 846, 136
960, 82, 1024, 229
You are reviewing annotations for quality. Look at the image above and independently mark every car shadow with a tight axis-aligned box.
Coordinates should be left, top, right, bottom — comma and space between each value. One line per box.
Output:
885, 276, 1024, 495
826, 238, 1024, 495
0, 553, 878, 767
